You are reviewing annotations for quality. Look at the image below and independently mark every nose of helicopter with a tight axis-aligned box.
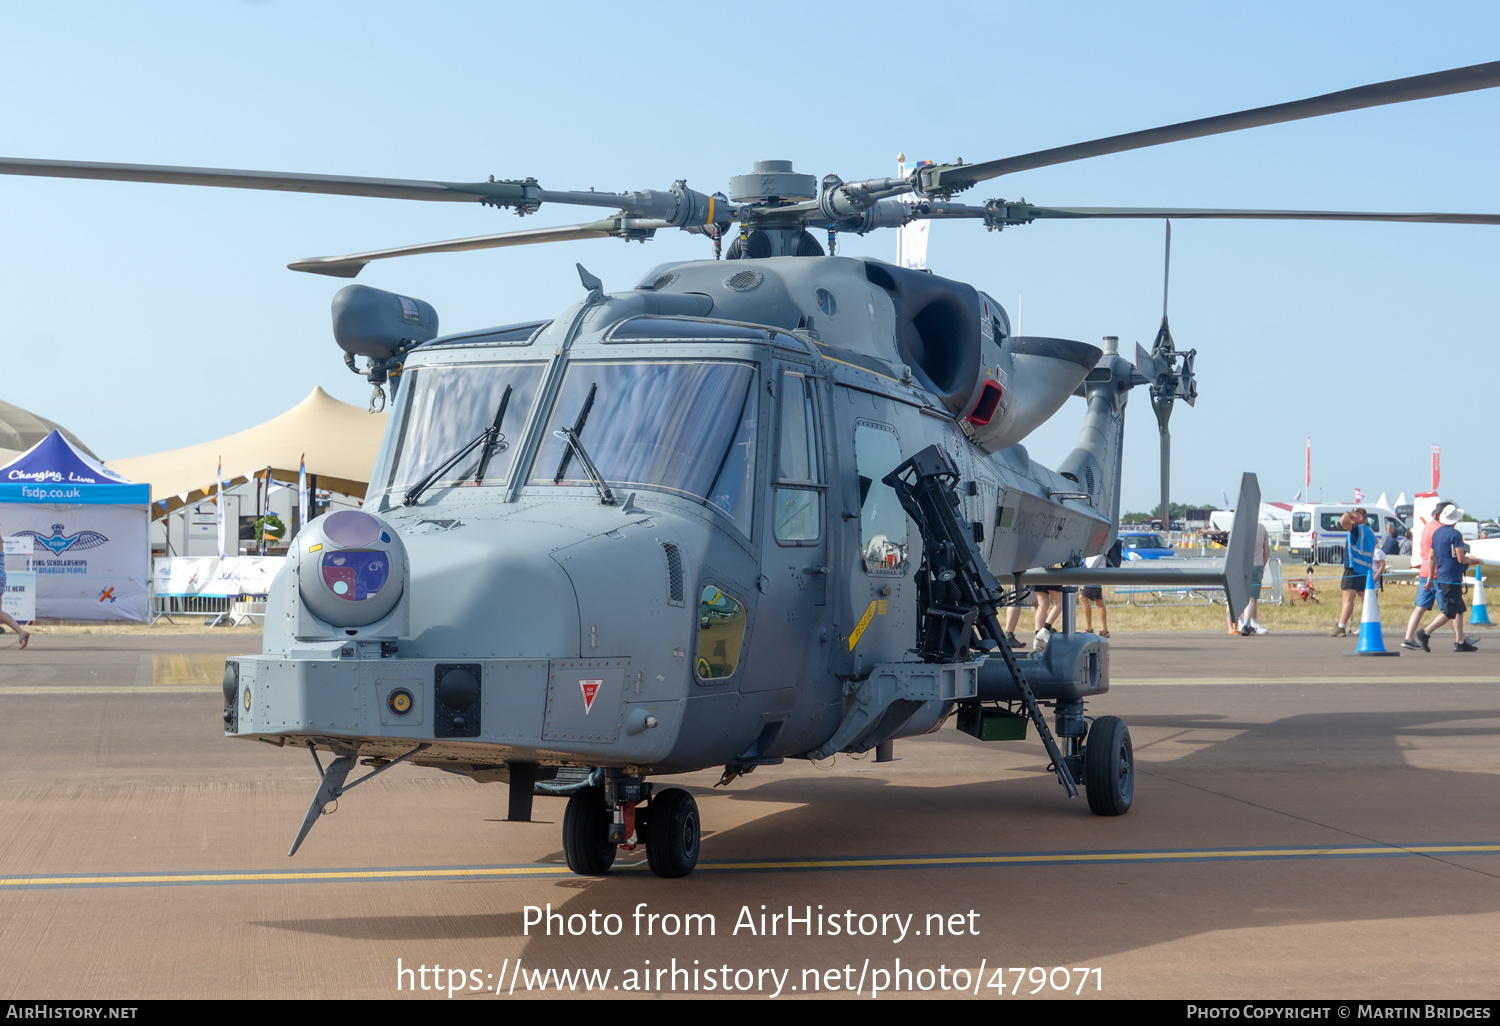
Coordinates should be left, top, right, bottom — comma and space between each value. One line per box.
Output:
399, 524, 585, 659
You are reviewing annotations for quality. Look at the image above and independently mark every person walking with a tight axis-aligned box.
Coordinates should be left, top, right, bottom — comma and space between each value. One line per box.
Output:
1230, 521, 1271, 635
0, 561, 29, 649
1082, 553, 1109, 637
1418, 504, 1482, 652
1402, 500, 1451, 651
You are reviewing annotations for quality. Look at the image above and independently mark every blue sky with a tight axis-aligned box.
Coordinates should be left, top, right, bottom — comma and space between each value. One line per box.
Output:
3, 1, 1496, 516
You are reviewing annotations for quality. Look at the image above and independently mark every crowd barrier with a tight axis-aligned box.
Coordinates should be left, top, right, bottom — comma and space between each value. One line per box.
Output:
150, 591, 235, 625
149, 556, 285, 625
1107, 558, 1284, 608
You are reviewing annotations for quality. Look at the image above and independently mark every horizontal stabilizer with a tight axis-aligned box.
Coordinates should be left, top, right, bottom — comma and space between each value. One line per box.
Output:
1019, 473, 1261, 620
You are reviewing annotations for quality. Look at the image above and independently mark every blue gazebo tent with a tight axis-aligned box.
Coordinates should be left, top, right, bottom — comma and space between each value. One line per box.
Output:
0, 430, 150, 620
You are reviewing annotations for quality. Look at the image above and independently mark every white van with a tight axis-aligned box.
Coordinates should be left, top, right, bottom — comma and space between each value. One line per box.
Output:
1288, 502, 1402, 565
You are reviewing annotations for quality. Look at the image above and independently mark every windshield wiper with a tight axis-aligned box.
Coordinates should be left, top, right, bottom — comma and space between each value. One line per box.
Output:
552, 382, 597, 484
550, 382, 615, 505
403, 385, 513, 506
553, 427, 616, 505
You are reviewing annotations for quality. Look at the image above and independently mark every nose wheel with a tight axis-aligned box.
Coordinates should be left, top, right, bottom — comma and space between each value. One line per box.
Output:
644, 788, 701, 878
562, 786, 617, 875
1083, 715, 1133, 816
561, 784, 702, 878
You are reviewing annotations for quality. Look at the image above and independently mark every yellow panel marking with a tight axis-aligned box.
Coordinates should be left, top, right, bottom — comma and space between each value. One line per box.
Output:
877, 599, 887, 615
848, 600, 878, 650
307, 543, 323, 552
154, 654, 225, 687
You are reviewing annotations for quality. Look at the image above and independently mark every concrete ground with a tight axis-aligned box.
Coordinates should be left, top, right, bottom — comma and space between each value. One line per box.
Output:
1, 627, 1497, 1000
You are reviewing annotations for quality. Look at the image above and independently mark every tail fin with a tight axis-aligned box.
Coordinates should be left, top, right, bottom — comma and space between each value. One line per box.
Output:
1057, 339, 1136, 537
1223, 473, 1262, 623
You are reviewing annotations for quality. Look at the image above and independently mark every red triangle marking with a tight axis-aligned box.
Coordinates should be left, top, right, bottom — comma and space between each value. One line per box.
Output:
579, 679, 603, 715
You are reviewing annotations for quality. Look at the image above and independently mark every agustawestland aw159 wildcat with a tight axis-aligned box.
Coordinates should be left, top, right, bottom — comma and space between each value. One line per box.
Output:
3, 61, 1498, 877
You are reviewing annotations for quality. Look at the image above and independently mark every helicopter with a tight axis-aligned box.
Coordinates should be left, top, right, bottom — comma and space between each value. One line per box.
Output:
3, 60, 1498, 878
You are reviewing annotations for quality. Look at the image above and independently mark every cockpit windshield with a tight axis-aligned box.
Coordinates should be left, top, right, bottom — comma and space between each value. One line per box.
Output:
528, 360, 758, 534
374, 362, 544, 496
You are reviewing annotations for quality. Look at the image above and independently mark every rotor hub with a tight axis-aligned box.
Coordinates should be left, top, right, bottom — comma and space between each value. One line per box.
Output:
728, 160, 816, 205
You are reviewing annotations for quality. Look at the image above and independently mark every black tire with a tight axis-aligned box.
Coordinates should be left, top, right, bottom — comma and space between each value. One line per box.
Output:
562, 786, 616, 875
1084, 716, 1134, 816
645, 788, 701, 878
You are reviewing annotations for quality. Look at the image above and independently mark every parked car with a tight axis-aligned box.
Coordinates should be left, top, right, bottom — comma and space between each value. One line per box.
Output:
1119, 531, 1176, 560
1288, 502, 1401, 565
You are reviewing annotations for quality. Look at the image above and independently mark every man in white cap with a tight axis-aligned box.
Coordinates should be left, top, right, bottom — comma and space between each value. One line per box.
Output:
1419, 504, 1481, 652
1402, 499, 1451, 650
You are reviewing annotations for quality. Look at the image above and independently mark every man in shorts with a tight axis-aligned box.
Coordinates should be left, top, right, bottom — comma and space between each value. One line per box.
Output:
1082, 553, 1108, 637
1229, 521, 1271, 635
1402, 500, 1451, 651
1420, 504, 1481, 652
1329, 508, 1376, 637
1032, 583, 1063, 650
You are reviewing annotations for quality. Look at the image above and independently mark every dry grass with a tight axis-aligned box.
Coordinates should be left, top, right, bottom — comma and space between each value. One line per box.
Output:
1096, 563, 1495, 636
10, 564, 1493, 641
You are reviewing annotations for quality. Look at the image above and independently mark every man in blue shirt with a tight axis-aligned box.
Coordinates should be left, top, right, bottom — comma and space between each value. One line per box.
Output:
1330, 508, 1378, 637
1419, 504, 1481, 652
1381, 523, 1402, 557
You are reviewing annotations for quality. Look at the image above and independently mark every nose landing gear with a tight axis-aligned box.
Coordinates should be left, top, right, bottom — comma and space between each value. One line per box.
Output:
561, 782, 702, 878
561, 785, 617, 875
1083, 715, 1133, 816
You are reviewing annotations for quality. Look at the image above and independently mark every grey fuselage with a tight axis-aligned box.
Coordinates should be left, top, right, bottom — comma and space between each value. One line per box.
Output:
230, 255, 1127, 776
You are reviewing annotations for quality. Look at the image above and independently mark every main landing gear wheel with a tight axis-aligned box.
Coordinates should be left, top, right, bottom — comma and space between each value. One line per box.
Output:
1084, 715, 1133, 816
562, 786, 616, 876
645, 788, 700, 878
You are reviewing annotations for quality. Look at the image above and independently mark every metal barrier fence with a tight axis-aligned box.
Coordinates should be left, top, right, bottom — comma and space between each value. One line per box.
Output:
1107, 558, 1284, 608
150, 591, 235, 624
1317, 544, 1346, 566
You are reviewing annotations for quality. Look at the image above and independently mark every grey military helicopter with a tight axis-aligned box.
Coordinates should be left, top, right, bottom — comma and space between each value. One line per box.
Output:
5, 61, 1498, 878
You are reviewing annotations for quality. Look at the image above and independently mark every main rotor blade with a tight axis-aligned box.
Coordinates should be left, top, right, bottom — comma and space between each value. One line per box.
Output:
1009, 206, 1500, 225
926, 61, 1500, 191
287, 220, 666, 278
0, 157, 535, 203
925, 201, 1500, 226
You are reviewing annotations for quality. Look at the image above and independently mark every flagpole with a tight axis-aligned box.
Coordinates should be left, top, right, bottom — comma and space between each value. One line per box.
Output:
215, 456, 225, 562
298, 453, 309, 539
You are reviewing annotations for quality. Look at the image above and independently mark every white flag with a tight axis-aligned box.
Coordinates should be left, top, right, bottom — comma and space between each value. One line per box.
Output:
896, 155, 930, 270
298, 453, 309, 530
898, 217, 929, 270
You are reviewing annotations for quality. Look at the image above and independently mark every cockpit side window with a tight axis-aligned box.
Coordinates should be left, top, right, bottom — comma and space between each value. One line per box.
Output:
854, 422, 908, 574
695, 584, 747, 681
774, 371, 822, 545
